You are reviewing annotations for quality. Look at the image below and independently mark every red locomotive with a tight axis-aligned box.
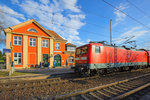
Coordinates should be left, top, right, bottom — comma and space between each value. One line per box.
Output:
75, 41, 150, 76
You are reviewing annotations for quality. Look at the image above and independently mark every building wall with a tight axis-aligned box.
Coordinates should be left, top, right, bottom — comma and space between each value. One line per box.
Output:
7, 22, 53, 69
5, 21, 75, 69
28, 36, 37, 67
23, 35, 28, 68
6, 32, 12, 69
12, 23, 50, 37
53, 42, 75, 67
12, 34, 23, 68
41, 38, 50, 63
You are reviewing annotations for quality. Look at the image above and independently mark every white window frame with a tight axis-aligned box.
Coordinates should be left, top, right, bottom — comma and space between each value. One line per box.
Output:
95, 46, 100, 53
55, 43, 60, 50
42, 40, 49, 48
13, 53, 22, 65
13, 36, 22, 45
29, 38, 36, 47
67, 47, 75, 51
27, 28, 38, 33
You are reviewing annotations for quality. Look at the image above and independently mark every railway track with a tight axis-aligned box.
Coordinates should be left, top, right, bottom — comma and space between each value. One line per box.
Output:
0, 75, 101, 94
51, 73, 150, 100
0, 77, 68, 92
122, 84, 150, 100
1, 68, 150, 99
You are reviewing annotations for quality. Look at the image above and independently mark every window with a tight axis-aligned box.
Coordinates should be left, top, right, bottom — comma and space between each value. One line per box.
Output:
95, 46, 100, 53
145, 53, 147, 56
27, 28, 38, 33
29, 38, 36, 47
81, 46, 88, 54
14, 53, 22, 64
43, 40, 48, 48
67, 47, 75, 51
76, 46, 88, 55
55, 43, 60, 49
14, 36, 21, 45
76, 48, 81, 55
69, 56, 74, 63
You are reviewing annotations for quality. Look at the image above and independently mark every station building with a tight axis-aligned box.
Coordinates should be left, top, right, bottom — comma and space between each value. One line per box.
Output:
4, 19, 76, 69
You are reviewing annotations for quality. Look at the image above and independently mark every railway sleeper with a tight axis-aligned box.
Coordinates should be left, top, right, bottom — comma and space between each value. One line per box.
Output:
96, 90, 111, 98
89, 92, 103, 100
0, 77, 61, 87
118, 83, 136, 89
103, 88, 118, 95
0, 80, 69, 92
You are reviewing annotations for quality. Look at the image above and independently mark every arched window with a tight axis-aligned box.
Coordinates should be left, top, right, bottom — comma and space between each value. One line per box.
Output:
27, 28, 38, 33
69, 56, 74, 63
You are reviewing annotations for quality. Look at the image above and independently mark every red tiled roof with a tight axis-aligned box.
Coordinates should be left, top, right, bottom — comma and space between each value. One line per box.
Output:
47, 30, 64, 40
66, 43, 76, 47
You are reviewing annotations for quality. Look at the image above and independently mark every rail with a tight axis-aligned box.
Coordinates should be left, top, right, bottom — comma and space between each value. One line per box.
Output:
51, 73, 150, 100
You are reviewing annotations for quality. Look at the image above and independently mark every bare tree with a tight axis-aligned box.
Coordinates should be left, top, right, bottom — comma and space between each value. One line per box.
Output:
0, 9, 6, 43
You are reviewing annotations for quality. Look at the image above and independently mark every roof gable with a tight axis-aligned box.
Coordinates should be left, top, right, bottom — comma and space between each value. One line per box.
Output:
66, 43, 76, 47
47, 30, 64, 40
4, 19, 54, 38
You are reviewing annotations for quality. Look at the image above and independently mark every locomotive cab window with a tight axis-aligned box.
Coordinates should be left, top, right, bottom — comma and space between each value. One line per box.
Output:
95, 46, 100, 53
81, 46, 88, 54
76, 48, 81, 55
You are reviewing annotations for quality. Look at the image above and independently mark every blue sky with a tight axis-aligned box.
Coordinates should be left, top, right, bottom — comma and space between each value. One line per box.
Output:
0, 0, 150, 51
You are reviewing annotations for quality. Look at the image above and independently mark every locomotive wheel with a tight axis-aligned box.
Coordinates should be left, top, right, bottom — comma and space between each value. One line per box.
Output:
119, 67, 124, 72
80, 69, 91, 77
90, 69, 97, 76
133, 66, 138, 70
98, 69, 107, 76
129, 66, 133, 71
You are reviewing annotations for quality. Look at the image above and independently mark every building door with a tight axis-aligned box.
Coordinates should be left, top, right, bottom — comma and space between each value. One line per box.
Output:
43, 54, 48, 67
54, 54, 61, 67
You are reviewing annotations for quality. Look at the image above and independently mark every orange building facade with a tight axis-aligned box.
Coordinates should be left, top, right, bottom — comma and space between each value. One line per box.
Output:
4, 19, 76, 69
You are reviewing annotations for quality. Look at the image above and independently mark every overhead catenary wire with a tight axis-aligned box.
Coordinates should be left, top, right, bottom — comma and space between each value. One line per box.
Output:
3, 0, 128, 34
0, 4, 147, 45
1, 0, 150, 46
126, 0, 150, 19
0, 9, 111, 38
2, 0, 129, 35
102, 0, 150, 30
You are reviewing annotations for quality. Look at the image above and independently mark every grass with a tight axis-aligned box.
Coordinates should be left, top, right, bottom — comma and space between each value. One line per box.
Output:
0, 60, 5, 63
0, 71, 38, 77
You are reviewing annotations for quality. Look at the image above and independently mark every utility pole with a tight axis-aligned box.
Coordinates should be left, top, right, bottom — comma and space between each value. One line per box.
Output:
110, 19, 112, 45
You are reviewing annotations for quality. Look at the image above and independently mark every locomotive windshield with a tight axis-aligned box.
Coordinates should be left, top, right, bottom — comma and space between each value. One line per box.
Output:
76, 46, 88, 55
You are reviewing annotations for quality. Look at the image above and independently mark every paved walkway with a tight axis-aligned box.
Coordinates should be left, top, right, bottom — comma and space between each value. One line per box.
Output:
16, 67, 74, 74
0, 67, 74, 80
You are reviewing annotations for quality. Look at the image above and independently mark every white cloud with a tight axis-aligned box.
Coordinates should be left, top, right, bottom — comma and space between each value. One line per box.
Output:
0, 5, 25, 20
60, 0, 81, 12
113, 3, 128, 26
0, 0, 85, 46
11, 0, 19, 4
86, 39, 91, 43
0, 5, 25, 28
39, 0, 50, 5
19, 0, 85, 46
144, 42, 150, 50
113, 26, 148, 45
0, 4, 26, 46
